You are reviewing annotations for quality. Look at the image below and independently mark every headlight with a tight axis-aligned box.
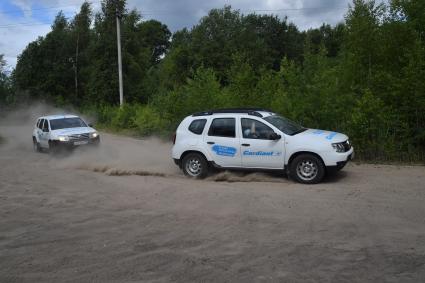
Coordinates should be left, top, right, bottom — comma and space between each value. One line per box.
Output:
90, 132, 99, 138
332, 142, 345, 153
58, 136, 69, 142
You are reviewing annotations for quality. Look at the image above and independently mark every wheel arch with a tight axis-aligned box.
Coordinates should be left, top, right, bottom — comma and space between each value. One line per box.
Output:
287, 151, 325, 169
180, 150, 208, 163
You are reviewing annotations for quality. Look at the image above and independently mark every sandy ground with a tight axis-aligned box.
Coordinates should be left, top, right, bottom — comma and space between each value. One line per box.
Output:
1, 120, 425, 282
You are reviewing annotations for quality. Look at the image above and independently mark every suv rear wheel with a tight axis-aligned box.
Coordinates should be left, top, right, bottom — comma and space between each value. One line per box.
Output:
182, 153, 208, 179
290, 154, 325, 184
33, 137, 41, 152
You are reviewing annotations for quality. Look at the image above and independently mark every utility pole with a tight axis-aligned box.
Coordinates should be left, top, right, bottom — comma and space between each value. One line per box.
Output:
115, 0, 124, 106
75, 32, 79, 100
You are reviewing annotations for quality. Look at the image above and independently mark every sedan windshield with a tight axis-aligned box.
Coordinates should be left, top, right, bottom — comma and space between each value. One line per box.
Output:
50, 118, 87, 130
263, 115, 306, 136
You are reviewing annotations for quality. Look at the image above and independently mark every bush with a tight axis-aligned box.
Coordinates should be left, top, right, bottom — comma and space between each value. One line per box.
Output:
133, 105, 166, 135
110, 104, 137, 129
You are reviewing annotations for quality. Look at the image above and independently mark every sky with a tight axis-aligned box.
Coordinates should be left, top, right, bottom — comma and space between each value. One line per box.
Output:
0, 0, 356, 72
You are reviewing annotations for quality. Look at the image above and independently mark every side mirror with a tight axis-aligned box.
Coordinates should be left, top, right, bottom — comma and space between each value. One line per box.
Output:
88, 123, 93, 127
269, 132, 281, 140
43, 128, 49, 133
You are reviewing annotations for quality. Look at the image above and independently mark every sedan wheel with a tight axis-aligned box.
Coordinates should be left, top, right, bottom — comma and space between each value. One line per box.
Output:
33, 139, 41, 152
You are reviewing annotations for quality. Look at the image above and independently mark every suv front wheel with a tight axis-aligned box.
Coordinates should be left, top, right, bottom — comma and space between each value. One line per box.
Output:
182, 153, 209, 179
290, 154, 325, 184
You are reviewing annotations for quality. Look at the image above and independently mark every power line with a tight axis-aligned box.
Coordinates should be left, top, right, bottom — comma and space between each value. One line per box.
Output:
0, 4, 351, 29
0, 2, 349, 16
137, 5, 350, 15
0, 17, 72, 28
0, 22, 52, 28
243, 6, 349, 13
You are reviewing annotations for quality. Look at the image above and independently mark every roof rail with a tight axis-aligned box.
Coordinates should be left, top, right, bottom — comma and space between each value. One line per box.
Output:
192, 108, 273, 117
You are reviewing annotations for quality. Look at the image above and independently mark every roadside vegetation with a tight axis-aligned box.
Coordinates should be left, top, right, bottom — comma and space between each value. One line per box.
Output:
1, 0, 425, 162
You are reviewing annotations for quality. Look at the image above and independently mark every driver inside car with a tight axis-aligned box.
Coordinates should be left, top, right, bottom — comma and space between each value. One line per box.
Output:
243, 120, 260, 139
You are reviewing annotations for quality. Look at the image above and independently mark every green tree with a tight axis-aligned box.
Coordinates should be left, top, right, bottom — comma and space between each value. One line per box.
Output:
0, 55, 11, 105
69, 1, 93, 105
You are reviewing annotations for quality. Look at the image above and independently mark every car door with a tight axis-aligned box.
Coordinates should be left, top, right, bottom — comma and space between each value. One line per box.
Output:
35, 119, 44, 146
39, 119, 50, 148
204, 117, 242, 167
34, 119, 42, 140
240, 118, 285, 169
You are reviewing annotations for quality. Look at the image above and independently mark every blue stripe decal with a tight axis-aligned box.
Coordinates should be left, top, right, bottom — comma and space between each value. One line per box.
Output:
326, 132, 338, 140
212, 145, 237, 157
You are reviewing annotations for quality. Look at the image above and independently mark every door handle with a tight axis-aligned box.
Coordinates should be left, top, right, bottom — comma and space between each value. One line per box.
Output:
241, 143, 250, 147
207, 141, 215, 145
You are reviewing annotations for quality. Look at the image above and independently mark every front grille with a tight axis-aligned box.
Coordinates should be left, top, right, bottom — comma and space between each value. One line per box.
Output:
68, 133, 90, 141
342, 140, 351, 152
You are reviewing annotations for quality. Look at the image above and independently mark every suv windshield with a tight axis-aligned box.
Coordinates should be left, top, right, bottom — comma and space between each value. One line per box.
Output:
50, 118, 87, 130
263, 115, 306, 136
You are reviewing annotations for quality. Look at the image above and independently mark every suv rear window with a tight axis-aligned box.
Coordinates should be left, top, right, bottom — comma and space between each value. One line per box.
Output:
188, 119, 207, 135
208, 118, 235, 138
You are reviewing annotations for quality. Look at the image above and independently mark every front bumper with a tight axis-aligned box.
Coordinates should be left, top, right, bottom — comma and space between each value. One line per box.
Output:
326, 148, 354, 172
50, 136, 100, 150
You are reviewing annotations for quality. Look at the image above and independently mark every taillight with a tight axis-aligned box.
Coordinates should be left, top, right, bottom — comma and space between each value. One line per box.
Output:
172, 133, 176, 144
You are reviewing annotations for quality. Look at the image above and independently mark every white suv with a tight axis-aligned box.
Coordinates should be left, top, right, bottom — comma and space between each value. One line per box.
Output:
32, 115, 100, 152
172, 109, 354, 184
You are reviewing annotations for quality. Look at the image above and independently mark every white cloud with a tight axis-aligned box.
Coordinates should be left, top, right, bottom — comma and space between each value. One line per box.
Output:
1, 0, 354, 70
11, 0, 33, 17
0, 23, 51, 72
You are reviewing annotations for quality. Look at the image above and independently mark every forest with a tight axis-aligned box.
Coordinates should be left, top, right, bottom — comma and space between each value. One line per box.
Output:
0, 0, 424, 162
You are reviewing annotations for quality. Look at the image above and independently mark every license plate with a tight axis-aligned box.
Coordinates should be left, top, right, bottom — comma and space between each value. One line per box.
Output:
74, 140, 88, 146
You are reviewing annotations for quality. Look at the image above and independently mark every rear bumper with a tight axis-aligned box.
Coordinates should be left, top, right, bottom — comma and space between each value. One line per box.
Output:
173, 158, 182, 168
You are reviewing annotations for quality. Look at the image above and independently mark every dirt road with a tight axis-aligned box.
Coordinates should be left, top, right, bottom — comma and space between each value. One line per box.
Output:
1, 121, 425, 282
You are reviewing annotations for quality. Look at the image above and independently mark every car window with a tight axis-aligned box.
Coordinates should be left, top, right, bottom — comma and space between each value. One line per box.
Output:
38, 119, 44, 130
188, 119, 207, 135
263, 115, 306, 136
36, 119, 41, 129
241, 118, 275, 140
42, 120, 49, 132
50, 118, 87, 130
208, 118, 235, 138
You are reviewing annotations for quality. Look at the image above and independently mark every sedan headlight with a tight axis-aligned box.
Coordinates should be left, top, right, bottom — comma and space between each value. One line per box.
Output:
58, 136, 69, 142
90, 132, 99, 138
332, 142, 346, 153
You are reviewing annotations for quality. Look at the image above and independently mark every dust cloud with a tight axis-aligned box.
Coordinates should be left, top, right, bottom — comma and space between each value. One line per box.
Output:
0, 103, 288, 182
208, 170, 288, 183
56, 134, 178, 176
0, 103, 178, 177
0, 102, 80, 151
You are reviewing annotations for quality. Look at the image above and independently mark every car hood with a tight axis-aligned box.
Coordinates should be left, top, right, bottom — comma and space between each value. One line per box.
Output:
51, 127, 96, 136
296, 128, 348, 143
